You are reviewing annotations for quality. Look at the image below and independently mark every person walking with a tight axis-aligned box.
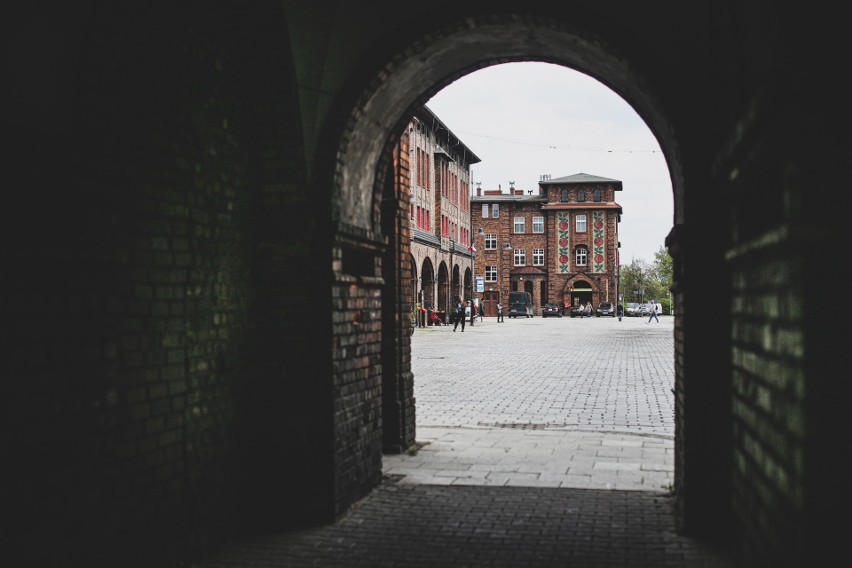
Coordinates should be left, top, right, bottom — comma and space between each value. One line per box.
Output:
646, 299, 660, 323
496, 301, 504, 322
478, 300, 484, 322
469, 300, 475, 327
452, 297, 466, 332
617, 303, 624, 321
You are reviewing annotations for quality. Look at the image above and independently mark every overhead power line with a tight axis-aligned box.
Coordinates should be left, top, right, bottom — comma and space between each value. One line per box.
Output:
454, 130, 659, 154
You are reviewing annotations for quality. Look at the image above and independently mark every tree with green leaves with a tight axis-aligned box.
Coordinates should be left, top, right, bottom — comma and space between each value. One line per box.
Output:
618, 247, 673, 314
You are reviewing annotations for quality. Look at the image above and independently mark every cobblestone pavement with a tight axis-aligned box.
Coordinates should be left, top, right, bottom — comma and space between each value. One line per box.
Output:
197, 314, 733, 567
384, 314, 676, 491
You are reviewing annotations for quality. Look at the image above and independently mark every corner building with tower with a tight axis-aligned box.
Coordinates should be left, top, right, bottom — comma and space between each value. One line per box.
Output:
471, 173, 622, 317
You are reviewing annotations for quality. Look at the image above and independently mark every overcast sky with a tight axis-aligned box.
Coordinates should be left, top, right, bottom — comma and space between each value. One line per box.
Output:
426, 62, 673, 264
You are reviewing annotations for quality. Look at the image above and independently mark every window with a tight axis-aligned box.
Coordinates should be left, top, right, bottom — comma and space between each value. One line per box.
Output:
593, 189, 601, 202
576, 246, 588, 266
485, 265, 497, 282
514, 248, 526, 266
533, 248, 544, 266
514, 216, 525, 233
482, 203, 489, 218
576, 214, 587, 232
577, 189, 586, 202
491, 204, 499, 218
484, 233, 497, 250
560, 189, 568, 202
532, 216, 544, 233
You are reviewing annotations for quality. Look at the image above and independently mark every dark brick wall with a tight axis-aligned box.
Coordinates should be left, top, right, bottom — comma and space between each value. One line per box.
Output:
729, 235, 806, 563
3, 3, 337, 565
382, 132, 417, 454
721, 102, 818, 567
5, 6, 253, 565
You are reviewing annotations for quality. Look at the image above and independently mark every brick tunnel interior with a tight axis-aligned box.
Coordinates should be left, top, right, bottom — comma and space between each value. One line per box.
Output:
4, 2, 846, 567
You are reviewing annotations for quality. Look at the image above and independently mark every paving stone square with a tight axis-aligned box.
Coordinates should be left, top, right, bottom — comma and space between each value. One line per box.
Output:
384, 315, 676, 492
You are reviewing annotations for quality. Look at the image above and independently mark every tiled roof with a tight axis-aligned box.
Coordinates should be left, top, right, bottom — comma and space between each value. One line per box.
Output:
539, 173, 622, 186
508, 266, 547, 275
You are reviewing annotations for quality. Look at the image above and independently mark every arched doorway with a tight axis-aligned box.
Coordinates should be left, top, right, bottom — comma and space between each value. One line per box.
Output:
332, 10, 727, 557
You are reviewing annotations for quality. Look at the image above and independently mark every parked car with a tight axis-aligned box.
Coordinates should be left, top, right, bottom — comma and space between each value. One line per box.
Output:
568, 304, 590, 318
625, 302, 642, 317
542, 303, 562, 318
638, 303, 651, 317
596, 302, 615, 317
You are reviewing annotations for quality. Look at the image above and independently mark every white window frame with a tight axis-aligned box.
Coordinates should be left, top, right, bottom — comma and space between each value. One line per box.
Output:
514, 248, 526, 266
484, 233, 497, 250
491, 203, 499, 218
576, 246, 588, 266
485, 265, 497, 282
533, 248, 544, 266
576, 214, 587, 232
514, 216, 525, 234
482, 203, 489, 218
532, 216, 544, 233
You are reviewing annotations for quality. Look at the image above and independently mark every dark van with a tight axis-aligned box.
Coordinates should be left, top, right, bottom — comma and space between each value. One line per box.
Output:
508, 291, 533, 318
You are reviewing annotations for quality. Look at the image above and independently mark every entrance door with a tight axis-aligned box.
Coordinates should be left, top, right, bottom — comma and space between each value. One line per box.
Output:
482, 291, 499, 317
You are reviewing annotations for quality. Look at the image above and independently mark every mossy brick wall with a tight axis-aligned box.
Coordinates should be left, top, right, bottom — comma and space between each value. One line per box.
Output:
722, 108, 810, 564
728, 240, 806, 564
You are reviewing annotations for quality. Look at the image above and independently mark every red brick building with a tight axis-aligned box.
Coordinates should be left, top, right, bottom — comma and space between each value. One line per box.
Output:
471, 173, 622, 317
405, 105, 479, 324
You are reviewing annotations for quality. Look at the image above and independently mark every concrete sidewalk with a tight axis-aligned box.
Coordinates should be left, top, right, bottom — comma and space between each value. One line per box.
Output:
383, 426, 673, 491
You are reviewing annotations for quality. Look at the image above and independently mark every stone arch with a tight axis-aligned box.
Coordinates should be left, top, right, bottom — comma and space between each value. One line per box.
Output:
326, 9, 701, 546
421, 257, 436, 310
567, 278, 594, 307
331, 18, 682, 242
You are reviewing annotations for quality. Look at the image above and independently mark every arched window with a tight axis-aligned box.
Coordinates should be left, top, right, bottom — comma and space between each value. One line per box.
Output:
593, 189, 601, 202
575, 246, 588, 266
560, 189, 568, 202
577, 189, 585, 202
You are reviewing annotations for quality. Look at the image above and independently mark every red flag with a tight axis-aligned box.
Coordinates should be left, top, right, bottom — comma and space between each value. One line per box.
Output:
468, 244, 476, 252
